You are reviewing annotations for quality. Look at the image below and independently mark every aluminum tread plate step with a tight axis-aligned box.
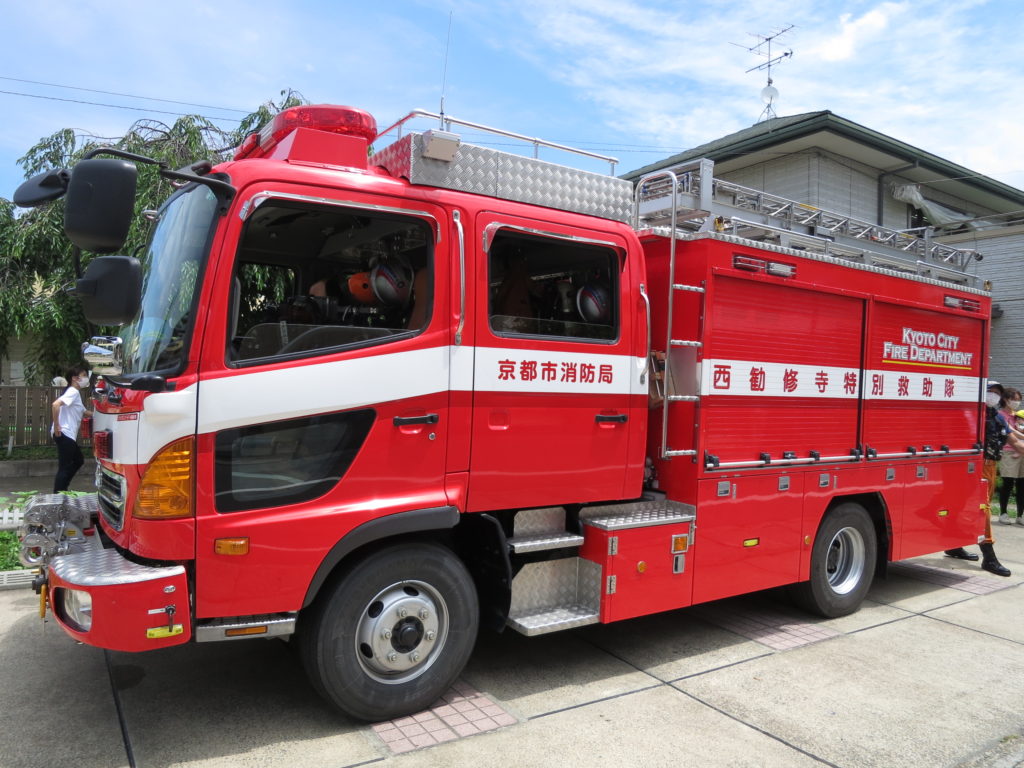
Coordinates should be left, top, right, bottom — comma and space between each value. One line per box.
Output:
195, 613, 297, 642
507, 605, 600, 636
508, 532, 584, 553
581, 499, 696, 531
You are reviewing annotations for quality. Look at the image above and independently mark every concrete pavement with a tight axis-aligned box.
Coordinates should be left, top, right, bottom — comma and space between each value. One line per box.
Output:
1, 520, 1023, 768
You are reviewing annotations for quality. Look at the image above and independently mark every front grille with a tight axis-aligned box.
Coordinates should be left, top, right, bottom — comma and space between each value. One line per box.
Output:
98, 468, 125, 531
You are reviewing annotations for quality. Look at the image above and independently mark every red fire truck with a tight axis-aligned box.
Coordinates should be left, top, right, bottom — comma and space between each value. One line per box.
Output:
14, 104, 989, 721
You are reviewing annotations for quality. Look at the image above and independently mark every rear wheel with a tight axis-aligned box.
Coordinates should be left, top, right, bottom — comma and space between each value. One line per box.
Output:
791, 502, 877, 618
300, 542, 479, 721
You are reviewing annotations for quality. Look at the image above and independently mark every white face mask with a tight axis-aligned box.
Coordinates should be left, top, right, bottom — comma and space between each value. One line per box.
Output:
77, 375, 90, 388
986, 392, 1001, 408
1010, 400, 1022, 411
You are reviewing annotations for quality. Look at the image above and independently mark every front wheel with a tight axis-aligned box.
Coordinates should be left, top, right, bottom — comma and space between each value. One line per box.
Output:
299, 542, 479, 721
790, 502, 877, 618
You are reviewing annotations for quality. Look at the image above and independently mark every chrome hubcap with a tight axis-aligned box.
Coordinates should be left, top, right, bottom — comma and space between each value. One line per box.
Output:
825, 526, 866, 595
355, 581, 448, 683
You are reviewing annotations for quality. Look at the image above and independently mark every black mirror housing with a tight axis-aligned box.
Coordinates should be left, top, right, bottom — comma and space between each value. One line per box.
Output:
13, 168, 71, 207
64, 159, 138, 253
74, 255, 142, 325
129, 374, 168, 393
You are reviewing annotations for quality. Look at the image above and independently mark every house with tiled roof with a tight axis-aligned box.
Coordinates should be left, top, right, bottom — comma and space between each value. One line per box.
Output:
624, 111, 1024, 384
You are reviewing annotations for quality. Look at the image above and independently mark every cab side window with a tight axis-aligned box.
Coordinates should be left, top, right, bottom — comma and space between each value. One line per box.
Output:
488, 229, 618, 342
228, 200, 433, 363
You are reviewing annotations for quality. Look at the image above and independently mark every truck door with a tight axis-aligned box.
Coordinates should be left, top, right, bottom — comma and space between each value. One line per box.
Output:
466, 215, 639, 512
192, 187, 450, 618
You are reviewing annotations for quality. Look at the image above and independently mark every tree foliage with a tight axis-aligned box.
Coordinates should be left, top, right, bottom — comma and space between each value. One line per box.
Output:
0, 89, 304, 383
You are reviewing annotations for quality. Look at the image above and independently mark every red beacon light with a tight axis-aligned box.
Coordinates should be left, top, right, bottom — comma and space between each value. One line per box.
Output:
234, 105, 377, 161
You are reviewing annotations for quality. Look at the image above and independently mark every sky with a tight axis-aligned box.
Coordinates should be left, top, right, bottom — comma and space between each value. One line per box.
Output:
2, 0, 1024, 204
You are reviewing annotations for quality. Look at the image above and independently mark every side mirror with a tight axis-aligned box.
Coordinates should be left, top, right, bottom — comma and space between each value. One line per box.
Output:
82, 335, 124, 376
73, 255, 142, 325
13, 168, 70, 207
64, 159, 138, 253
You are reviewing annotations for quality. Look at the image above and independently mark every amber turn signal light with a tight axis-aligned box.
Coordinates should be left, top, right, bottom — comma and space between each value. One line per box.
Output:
135, 438, 194, 519
214, 537, 250, 556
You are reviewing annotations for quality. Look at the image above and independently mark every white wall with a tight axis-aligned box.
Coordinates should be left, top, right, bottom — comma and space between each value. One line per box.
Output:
942, 226, 1024, 388
719, 149, 998, 232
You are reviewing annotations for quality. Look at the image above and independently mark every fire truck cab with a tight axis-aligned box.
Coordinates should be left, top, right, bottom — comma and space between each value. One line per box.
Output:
14, 104, 989, 722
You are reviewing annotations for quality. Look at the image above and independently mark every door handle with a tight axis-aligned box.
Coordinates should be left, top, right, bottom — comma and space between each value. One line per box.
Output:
393, 413, 440, 426
595, 413, 628, 424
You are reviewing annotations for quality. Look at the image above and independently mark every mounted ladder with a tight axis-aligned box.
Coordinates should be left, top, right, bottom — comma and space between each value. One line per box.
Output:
631, 159, 984, 462
633, 158, 982, 282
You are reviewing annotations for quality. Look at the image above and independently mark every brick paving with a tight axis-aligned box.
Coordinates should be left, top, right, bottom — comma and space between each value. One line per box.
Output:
371, 681, 517, 754
891, 560, 1016, 595
692, 599, 840, 650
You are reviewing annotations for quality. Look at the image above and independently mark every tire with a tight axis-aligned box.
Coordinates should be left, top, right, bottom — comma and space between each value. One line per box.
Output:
790, 502, 877, 618
299, 542, 479, 722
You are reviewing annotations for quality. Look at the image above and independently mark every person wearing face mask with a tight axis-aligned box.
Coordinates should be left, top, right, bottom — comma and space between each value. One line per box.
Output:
51, 365, 93, 493
998, 387, 1024, 525
945, 381, 1013, 576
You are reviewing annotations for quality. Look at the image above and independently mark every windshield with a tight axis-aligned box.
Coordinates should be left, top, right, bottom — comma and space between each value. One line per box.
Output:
119, 185, 219, 375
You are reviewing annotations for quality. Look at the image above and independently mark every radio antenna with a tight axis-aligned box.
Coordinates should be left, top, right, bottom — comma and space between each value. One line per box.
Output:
439, 11, 453, 128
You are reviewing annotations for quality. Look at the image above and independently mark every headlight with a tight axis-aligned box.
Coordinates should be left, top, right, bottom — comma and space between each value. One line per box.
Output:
62, 588, 93, 632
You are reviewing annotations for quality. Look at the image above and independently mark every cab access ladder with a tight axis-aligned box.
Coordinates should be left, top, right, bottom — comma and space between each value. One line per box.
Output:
633, 171, 702, 461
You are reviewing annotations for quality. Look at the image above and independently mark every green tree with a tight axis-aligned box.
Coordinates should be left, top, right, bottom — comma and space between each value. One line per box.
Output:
0, 89, 304, 383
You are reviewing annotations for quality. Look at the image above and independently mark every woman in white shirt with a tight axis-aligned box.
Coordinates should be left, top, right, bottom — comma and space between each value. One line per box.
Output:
51, 366, 93, 492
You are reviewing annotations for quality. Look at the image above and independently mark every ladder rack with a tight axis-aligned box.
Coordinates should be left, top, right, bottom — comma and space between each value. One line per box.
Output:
633, 158, 982, 285
631, 163, 989, 462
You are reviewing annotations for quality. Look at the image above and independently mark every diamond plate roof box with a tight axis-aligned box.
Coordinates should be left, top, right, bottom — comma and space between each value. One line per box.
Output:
372, 133, 635, 224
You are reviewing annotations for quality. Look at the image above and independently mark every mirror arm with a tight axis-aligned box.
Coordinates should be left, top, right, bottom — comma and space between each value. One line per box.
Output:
82, 147, 167, 167
73, 148, 236, 212
158, 168, 236, 211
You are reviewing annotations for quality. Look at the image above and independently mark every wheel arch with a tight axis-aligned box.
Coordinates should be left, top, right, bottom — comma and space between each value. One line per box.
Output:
302, 506, 459, 608
301, 508, 513, 629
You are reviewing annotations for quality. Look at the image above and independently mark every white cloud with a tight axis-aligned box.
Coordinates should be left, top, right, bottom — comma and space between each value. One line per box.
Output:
470, 0, 1024, 186
2, 0, 1022, 195
807, 4, 903, 62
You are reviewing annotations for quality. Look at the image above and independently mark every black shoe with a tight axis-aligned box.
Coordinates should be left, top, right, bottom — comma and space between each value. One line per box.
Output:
982, 559, 1012, 577
980, 543, 1012, 577
944, 547, 980, 562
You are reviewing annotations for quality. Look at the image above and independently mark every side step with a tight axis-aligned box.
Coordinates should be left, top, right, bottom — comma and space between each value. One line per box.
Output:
506, 558, 601, 636
505, 499, 696, 637
195, 613, 297, 642
506, 507, 599, 635
508, 532, 584, 554
507, 605, 600, 636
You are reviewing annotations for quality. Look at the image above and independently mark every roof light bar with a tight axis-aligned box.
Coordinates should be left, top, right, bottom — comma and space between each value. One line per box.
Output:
234, 105, 378, 160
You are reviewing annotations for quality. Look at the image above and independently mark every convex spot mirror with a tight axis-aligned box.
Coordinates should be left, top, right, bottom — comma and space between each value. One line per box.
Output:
64, 159, 137, 253
75, 255, 142, 326
82, 335, 124, 377
13, 168, 70, 208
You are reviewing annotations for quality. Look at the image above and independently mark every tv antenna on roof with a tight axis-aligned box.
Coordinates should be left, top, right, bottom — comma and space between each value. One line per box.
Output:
733, 25, 794, 123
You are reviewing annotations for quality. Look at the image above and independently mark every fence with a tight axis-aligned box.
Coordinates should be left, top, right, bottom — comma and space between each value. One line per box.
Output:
1, 386, 92, 450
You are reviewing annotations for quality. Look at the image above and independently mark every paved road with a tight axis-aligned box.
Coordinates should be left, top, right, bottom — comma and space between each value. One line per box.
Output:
2, 517, 1023, 768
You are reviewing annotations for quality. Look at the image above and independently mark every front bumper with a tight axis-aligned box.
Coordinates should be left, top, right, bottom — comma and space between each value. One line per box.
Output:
47, 537, 190, 651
